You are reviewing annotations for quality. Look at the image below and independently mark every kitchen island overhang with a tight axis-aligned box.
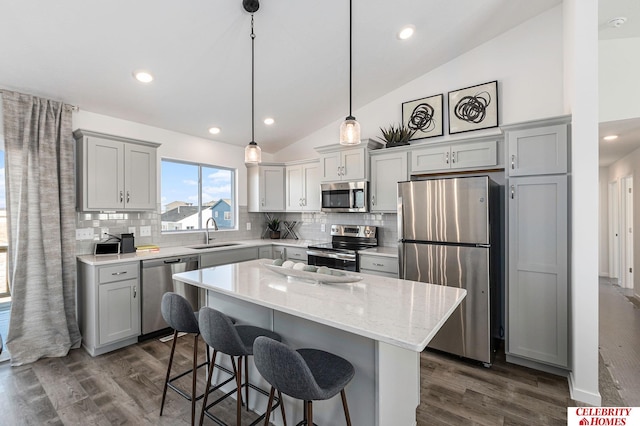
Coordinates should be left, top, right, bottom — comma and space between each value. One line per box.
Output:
173, 259, 466, 426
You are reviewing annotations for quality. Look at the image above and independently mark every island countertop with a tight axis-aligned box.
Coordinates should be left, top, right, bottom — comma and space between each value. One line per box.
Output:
173, 259, 466, 352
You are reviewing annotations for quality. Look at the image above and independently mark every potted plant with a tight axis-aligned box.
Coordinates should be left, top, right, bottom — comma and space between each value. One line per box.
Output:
267, 218, 281, 239
378, 123, 415, 148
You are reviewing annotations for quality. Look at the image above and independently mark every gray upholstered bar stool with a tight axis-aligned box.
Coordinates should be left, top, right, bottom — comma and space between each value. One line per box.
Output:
160, 292, 227, 426
198, 306, 284, 426
253, 336, 355, 426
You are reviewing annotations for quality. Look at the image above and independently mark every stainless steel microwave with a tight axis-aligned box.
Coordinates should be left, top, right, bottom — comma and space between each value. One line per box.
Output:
320, 181, 368, 213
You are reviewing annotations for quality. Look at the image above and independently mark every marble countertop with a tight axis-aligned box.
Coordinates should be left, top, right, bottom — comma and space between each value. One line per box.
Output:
77, 239, 321, 266
173, 259, 466, 352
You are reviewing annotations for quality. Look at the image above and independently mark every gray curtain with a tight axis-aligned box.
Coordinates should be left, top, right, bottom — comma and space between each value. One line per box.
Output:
2, 90, 81, 365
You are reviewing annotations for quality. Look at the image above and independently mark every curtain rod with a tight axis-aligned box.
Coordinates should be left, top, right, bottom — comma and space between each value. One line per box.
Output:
0, 89, 79, 112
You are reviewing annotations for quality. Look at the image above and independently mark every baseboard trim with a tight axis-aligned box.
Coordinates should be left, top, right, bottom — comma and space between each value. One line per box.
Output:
568, 372, 602, 406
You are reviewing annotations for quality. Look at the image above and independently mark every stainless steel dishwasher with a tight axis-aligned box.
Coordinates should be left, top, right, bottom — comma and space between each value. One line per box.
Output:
140, 255, 200, 339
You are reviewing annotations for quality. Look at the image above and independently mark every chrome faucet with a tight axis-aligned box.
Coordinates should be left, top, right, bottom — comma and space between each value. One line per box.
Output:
205, 217, 218, 244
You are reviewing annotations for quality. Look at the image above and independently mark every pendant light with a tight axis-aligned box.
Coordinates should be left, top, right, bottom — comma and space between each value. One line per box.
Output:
244, 0, 262, 164
339, 0, 361, 146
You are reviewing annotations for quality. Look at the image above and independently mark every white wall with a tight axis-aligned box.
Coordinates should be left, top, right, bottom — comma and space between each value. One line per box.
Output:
606, 148, 640, 298
73, 110, 276, 206
599, 37, 640, 123
599, 167, 610, 276
276, 6, 565, 161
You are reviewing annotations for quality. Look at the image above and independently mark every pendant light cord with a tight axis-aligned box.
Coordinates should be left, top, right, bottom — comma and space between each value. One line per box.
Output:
251, 14, 256, 143
349, 0, 353, 118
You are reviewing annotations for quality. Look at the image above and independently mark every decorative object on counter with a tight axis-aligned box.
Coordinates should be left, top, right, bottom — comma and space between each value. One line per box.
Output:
267, 217, 281, 239
281, 220, 299, 239
402, 93, 444, 140
244, 0, 262, 164
448, 80, 498, 134
136, 244, 160, 253
339, 0, 361, 146
263, 262, 364, 284
120, 233, 135, 253
378, 123, 415, 148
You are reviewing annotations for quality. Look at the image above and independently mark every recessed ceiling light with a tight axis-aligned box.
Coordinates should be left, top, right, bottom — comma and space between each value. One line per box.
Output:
398, 25, 415, 40
133, 71, 154, 83
608, 17, 627, 28
264, 118, 275, 125
603, 135, 618, 141
208, 127, 221, 135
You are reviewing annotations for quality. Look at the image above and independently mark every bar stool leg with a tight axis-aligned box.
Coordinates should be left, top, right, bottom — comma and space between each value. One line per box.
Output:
307, 400, 313, 426
191, 334, 199, 426
236, 356, 243, 426
245, 355, 250, 411
199, 349, 218, 426
340, 389, 352, 426
160, 330, 178, 416
263, 386, 275, 426
278, 390, 287, 426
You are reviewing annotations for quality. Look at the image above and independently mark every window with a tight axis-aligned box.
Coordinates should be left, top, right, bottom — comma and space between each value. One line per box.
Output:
161, 159, 236, 231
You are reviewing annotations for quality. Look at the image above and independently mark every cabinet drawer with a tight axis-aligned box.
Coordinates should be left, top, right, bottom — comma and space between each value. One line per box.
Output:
359, 255, 398, 274
285, 247, 308, 262
98, 263, 139, 284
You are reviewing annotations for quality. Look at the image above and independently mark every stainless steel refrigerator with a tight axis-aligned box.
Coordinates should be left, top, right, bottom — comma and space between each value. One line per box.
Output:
398, 176, 498, 365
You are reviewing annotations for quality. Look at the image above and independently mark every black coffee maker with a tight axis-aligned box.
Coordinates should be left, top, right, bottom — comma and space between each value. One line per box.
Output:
120, 233, 135, 253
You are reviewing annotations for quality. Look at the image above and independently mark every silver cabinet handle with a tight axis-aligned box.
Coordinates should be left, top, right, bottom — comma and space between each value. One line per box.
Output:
373, 262, 384, 267
372, 194, 376, 206
261, 199, 265, 206
133, 285, 137, 298
341, 166, 345, 176
452, 151, 456, 163
111, 271, 128, 276
511, 154, 516, 169
302, 198, 306, 206
337, 166, 341, 177
445, 152, 450, 164
120, 191, 124, 203
126, 191, 130, 203
511, 185, 515, 199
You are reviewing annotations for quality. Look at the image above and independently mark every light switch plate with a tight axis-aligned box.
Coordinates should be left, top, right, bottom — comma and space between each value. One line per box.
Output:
246, 222, 251, 231
321, 224, 326, 232
140, 226, 151, 237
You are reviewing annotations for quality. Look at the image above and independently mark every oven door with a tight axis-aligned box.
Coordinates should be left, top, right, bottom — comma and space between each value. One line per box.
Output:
307, 250, 358, 272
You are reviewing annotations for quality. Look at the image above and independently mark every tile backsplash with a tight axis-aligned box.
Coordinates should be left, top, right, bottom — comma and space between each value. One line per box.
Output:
75, 207, 398, 255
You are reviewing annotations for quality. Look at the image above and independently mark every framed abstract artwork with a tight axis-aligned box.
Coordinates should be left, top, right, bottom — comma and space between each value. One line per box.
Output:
448, 80, 498, 134
402, 93, 443, 141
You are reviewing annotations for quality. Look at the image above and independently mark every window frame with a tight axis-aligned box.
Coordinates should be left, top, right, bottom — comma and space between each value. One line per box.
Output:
160, 158, 237, 233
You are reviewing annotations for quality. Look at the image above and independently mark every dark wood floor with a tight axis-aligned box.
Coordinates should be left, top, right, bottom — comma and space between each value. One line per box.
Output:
0, 336, 575, 425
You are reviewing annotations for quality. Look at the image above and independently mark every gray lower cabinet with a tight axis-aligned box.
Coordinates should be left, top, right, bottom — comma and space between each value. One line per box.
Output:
200, 247, 260, 268
359, 254, 398, 278
507, 175, 568, 368
78, 261, 141, 356
271, 245, 307, 263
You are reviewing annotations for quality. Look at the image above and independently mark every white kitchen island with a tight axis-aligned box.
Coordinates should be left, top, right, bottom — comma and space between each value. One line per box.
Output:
173, 259, 465, 426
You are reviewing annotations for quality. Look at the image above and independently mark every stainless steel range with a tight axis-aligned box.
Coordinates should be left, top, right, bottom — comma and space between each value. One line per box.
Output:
307, 224, 377, 272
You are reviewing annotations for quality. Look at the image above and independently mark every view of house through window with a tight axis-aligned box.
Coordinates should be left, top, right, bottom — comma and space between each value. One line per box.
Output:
161, 159, 236, 231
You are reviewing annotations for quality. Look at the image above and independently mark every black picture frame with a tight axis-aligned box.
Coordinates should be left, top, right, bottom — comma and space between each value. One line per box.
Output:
447, 80, 498, 134
402, 93, 444, 141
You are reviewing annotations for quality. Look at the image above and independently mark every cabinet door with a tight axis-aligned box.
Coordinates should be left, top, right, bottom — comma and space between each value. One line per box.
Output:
302, 162, 320, 211
320, 152, 341, 182
370, 152, 408, 212
286, 165, 304, 211
260, 166, 285, 211
341, 148, 366, 181
451, 141, 497, 170
507, 125, 568, 176
200, 247, 259, 268
98, 279, 140, 345
125, 143, 157, 210
410, 145, 450, 173
86, 137, 124, 210
508, 175, 568, 367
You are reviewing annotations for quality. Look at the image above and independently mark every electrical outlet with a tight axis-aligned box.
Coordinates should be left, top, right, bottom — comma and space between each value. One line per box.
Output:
75, 227, 94, 240
140, 226, 151, 237
321, 224, 326, 232
101, 227, 109, 239
246, 222, 251, 231
128, 227, 136, 235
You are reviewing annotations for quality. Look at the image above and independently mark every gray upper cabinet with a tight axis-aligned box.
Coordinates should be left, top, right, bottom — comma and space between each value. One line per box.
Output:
506, 122, 568, 176
410, 140, 497, 174
74, 129, 159, 211
370, 150, 408, 212
286, 160, 320, 212
247, 164, 285, 212
316, 140, 383, 183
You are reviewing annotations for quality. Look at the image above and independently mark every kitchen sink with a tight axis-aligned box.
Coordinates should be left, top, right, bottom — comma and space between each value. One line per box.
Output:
187, 243, 242, 250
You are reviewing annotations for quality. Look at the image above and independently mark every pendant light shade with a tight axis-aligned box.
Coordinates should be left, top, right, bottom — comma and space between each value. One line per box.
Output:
244, 1, 262, 164
340, 0, 361, 146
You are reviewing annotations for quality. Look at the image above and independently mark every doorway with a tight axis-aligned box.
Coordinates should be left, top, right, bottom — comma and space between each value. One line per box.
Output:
609, 180, 620, 283
621, 175, 634, 289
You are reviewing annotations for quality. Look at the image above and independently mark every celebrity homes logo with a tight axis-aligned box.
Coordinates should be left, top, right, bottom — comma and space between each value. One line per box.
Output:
568, 407, 639, 425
